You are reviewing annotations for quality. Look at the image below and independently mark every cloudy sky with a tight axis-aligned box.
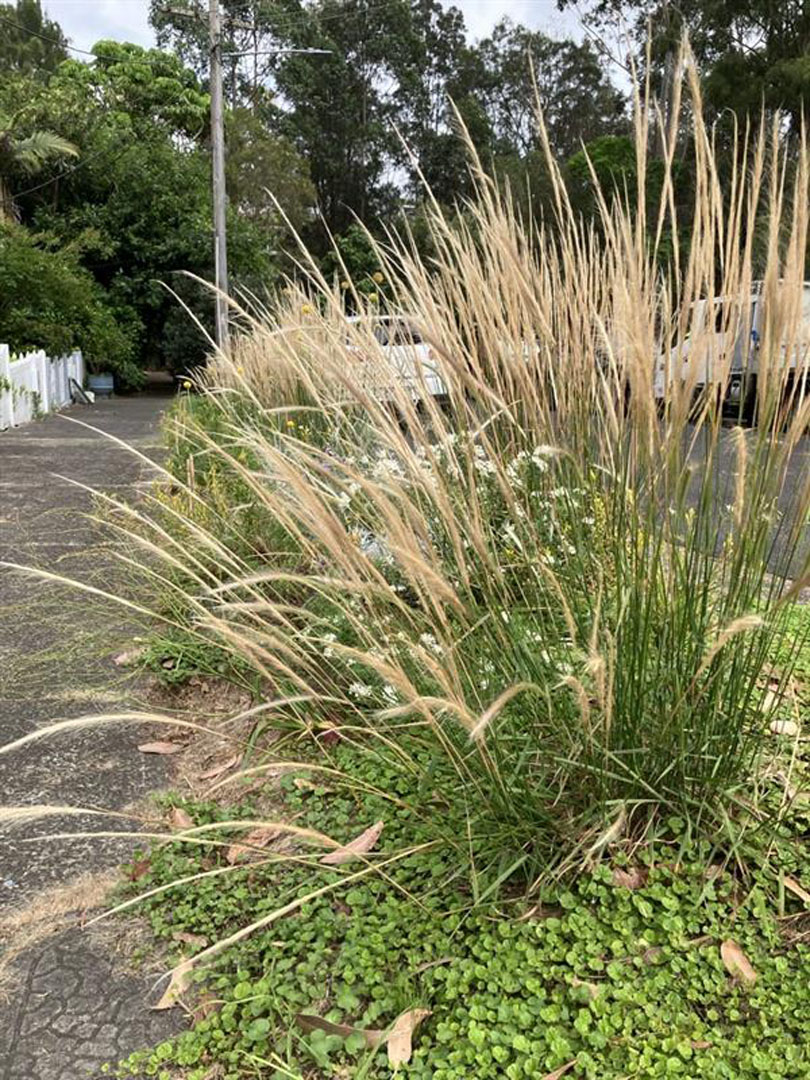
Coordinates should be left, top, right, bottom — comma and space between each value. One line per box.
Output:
44, 0, 585, 54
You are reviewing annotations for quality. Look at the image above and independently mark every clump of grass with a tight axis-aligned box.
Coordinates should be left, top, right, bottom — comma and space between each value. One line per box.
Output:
2, 49, 808, 902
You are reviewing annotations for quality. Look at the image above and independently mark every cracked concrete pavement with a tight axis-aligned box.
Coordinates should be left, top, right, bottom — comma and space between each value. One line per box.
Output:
0, 392, 184, 1079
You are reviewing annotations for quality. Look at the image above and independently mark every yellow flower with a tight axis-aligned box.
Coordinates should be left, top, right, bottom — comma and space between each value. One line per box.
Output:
301, 303, 313, 315
236, 364, 244, 375
373, 271, 384, 284
182, 379, 192, 389
340, 280, 350, 290
367, 291, 378, 303
286, 419, 296, 427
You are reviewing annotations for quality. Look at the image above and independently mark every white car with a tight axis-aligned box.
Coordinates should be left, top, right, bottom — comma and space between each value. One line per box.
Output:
345, 315, 447, 401
654, 283, 810, 420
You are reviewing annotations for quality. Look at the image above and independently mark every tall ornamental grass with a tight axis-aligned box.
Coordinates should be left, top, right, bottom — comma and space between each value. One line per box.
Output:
3, 59, 809, 896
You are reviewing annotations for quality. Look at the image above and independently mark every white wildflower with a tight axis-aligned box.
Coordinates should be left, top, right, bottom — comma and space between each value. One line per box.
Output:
348, 681, 373, 699
381, 684, 398, 706
419, 632, 443, 655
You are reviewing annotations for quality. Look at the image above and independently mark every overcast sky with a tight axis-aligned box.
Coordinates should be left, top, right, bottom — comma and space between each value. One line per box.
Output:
44, 0, 585, 55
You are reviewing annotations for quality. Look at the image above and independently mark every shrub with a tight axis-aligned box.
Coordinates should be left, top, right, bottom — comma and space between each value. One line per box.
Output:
0, 222, 142, 387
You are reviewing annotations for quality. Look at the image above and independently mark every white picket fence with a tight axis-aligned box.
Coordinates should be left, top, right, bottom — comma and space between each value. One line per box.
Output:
0, 344, 84, 430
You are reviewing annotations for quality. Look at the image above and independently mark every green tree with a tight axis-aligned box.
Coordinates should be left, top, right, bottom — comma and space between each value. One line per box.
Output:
563, 0, 810, 130
7, 42, 310, 372
0, 112, 77, 220
0, 221, 139, 383
476, 20, 625, 162
0, 0, 68, 75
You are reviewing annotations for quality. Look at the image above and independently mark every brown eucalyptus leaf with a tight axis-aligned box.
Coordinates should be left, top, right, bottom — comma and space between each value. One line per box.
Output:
153, 958, 193, 1010
126, 857, 151, 882
198, 754, 240, 781
611, 865, 648, 889
321, 820, 384, 866
138, 741, 182, 755
784, 875, 810, 905
720, 939, 757, 985
387, 1008, 431, 1068
540, 1060, 577, 1080
295, 1012, 383, 1047
113, 648, 143, 667
571, 976, 600, 999
225, 826, 281, 865
172, 931, 209, 949
169, 807, 194, 830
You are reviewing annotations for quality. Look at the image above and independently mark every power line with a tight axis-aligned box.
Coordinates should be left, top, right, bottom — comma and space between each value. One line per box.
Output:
0, 0, 416, 70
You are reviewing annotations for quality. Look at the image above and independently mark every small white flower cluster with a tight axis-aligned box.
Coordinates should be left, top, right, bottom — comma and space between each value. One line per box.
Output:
419, 631, 443, 655
381, 684, 398, 706
473, 444, 498, 477
348, 681, 374, 700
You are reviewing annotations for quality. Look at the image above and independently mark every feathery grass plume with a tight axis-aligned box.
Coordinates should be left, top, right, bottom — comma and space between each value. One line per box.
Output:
2, 40, 808, 899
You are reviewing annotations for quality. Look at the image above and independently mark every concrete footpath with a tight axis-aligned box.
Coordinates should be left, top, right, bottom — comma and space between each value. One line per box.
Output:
0, 394, 182, 1079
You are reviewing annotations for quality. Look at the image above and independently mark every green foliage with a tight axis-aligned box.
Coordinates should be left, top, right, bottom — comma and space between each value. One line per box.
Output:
117, 734, 810, 1080
0, 222, 141, 384
1, 37, 309, 374
0, 0, 67, 76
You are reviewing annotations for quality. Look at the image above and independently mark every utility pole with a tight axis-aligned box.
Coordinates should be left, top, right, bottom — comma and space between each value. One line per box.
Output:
209, 0, 230, 353
166, 2, 329, 356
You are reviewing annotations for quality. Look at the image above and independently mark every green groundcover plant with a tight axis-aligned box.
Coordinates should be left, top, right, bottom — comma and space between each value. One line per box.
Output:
112, 722, 809, 1079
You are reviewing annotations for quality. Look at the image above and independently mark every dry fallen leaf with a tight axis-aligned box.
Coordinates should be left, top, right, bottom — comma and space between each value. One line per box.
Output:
126, 856, 151, 882
225, 826, 281, 865
191, 993, 220, 1026
320, 820, 384, 866
540, 1060, 577, 1080
153, 957, 193, 1009
198, 754, 240, 781
720, 939, 757, 985
169, 807, 194, 830
295, 1013, 383, 1047
784, 875, 810, 905
611, 865, 648, 889
113, 647, 143, 667
571, 976, 600, 999
691, 1040, 713, 1050
172, 931, 209, 949
293, 777, 332, 793
387, 1008, 431, 1068
138, 741, 183, 755
769, 719, 799, 737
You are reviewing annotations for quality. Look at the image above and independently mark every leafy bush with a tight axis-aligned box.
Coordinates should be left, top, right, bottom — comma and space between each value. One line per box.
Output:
0, 222, 142, 387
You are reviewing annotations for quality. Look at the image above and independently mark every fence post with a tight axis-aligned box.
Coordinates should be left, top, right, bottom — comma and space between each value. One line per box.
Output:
37, 350, 51, 415
1, 343, 14, 428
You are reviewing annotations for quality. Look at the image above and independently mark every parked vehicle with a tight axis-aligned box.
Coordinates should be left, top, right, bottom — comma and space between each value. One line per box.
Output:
345, 315, 447, 401
654, 282, 810, 423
